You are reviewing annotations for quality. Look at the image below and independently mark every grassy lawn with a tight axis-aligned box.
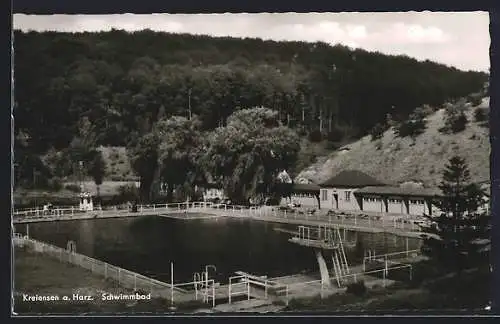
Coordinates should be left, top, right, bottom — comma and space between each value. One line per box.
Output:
13, 247, 205, 315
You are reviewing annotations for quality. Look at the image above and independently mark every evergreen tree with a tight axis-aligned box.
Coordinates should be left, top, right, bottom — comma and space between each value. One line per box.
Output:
421, 156, 490, 274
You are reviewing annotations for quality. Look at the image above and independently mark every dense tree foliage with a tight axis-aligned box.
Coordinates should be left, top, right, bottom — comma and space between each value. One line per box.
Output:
89, 151, 106, 199
14, 29, 487, 187
203, 108, 301, 204
421, 156, 490, 274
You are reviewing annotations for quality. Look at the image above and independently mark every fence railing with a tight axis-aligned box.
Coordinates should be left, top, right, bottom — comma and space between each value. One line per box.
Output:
12, 236, 194, 304
273, 262, 413, 304
13, 202, 428, 236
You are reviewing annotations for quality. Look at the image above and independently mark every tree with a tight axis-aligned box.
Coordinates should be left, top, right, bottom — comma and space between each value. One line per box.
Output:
440, 105, 469, 134
128, 133, 159, 202
203, 107, 301, 204
369, 123, 386, 141
394, 107, 427, 138
421, 156, 490, 275
155, 115, 205, 202
89, 151, 106, 200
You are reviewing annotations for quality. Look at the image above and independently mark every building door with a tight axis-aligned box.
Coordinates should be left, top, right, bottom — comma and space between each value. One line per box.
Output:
333, 193, 339, 209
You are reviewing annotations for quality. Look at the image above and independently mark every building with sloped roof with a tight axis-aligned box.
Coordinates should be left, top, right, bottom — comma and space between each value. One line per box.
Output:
318, 170, 388, 212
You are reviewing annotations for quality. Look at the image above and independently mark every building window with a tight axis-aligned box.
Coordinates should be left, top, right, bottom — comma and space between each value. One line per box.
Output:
321, 190, 328, 201
345, 191, 351, 202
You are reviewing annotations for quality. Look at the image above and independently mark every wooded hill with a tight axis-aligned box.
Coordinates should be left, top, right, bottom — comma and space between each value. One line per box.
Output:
14, 29, 488, 189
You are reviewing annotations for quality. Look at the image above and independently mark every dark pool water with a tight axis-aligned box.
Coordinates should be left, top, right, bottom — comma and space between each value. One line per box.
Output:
15, 215, 421, 283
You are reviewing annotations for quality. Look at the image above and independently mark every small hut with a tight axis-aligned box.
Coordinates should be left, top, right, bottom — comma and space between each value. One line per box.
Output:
79, 192, 94, 211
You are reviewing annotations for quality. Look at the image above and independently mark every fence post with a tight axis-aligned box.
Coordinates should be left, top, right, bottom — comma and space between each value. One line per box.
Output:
409, 265, 413, 281
265, 280, 268, 299
354, 215, 357, 225
228, 279, 232, 304
60, 249, 63, 262
134, 274, 137, 291
247, 278, 250, 300
285, 286, 289, 306
171, 262, 174, 307
212, 284, 215, 308
118, 268, 121, 284
105, 263, 108, 279
383, 269, 386, 287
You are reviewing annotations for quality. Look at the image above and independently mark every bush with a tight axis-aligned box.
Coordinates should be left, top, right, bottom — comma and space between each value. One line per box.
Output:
308, 129, 323, 142
440, 109, 468, 134
325, 141, 339, 150
46, 177, 63, 191
394, 108, 427, 138
345, 280, 367, 296
468, 95, 483, 107
370, 123, 386, 141
326, 128, 344, 142
474, 107, 489, 123
117, 184, 139, 202
395, 119, 426, 138
65, 184, 81, 192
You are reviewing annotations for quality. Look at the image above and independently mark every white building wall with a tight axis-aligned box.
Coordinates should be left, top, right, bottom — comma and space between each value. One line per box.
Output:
290, 194, 319, 208
320, 189, 333, 210
387, 197, 405, 214
408, 198, 426, 216
203, 188, 225, 201
362, 197, 385, 213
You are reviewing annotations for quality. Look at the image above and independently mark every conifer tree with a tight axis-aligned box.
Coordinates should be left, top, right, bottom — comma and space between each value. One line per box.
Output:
421, 156, 490, 274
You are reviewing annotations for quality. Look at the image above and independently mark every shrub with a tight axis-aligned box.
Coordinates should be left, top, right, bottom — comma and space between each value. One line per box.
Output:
117, 184, 139, 202
46, 177, 63, 191
370, 123, 386, 141
468, 95, 483, 107
326, 127, 344, 142
394, 108, 427, 138
346, 280, 367, 296
474, 107, 489, 123
65, 184, 81, 192
308, 129, 323, 142
325, 141, 339, 150
440, 109, 468, 134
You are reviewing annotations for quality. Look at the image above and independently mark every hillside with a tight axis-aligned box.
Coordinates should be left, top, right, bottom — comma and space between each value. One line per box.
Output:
296, 98, 490, 187
13, 29, 488, 192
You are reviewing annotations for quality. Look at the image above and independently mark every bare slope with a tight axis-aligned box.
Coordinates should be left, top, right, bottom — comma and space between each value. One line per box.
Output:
297, 98, 490, 187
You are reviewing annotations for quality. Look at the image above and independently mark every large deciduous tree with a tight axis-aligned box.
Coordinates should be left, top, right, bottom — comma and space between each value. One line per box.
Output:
128, 133, 160, 202
203, 107, 301, 204
155, 116, 205, 202
421, 156, 490, 274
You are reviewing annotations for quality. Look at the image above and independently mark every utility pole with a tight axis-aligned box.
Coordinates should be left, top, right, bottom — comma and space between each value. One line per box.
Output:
188, 88, 192, 120
319, 105, 323, 133
301, 93, 306, 122
79, 161, 84, 192
33, 167, 37, 208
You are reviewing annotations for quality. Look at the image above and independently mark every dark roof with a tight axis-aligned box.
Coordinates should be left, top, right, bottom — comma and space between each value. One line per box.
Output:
320, 170, 385, 188
355, 186, 442, 197
292, 183, 320, 193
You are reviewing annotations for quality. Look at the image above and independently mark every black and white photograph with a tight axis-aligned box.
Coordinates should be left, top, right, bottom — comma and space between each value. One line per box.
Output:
11, 11, 492, 315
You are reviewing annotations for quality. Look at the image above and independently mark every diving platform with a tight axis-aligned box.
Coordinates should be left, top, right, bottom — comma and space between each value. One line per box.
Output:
288, 237, 340, 250
287, 225, 352, 288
